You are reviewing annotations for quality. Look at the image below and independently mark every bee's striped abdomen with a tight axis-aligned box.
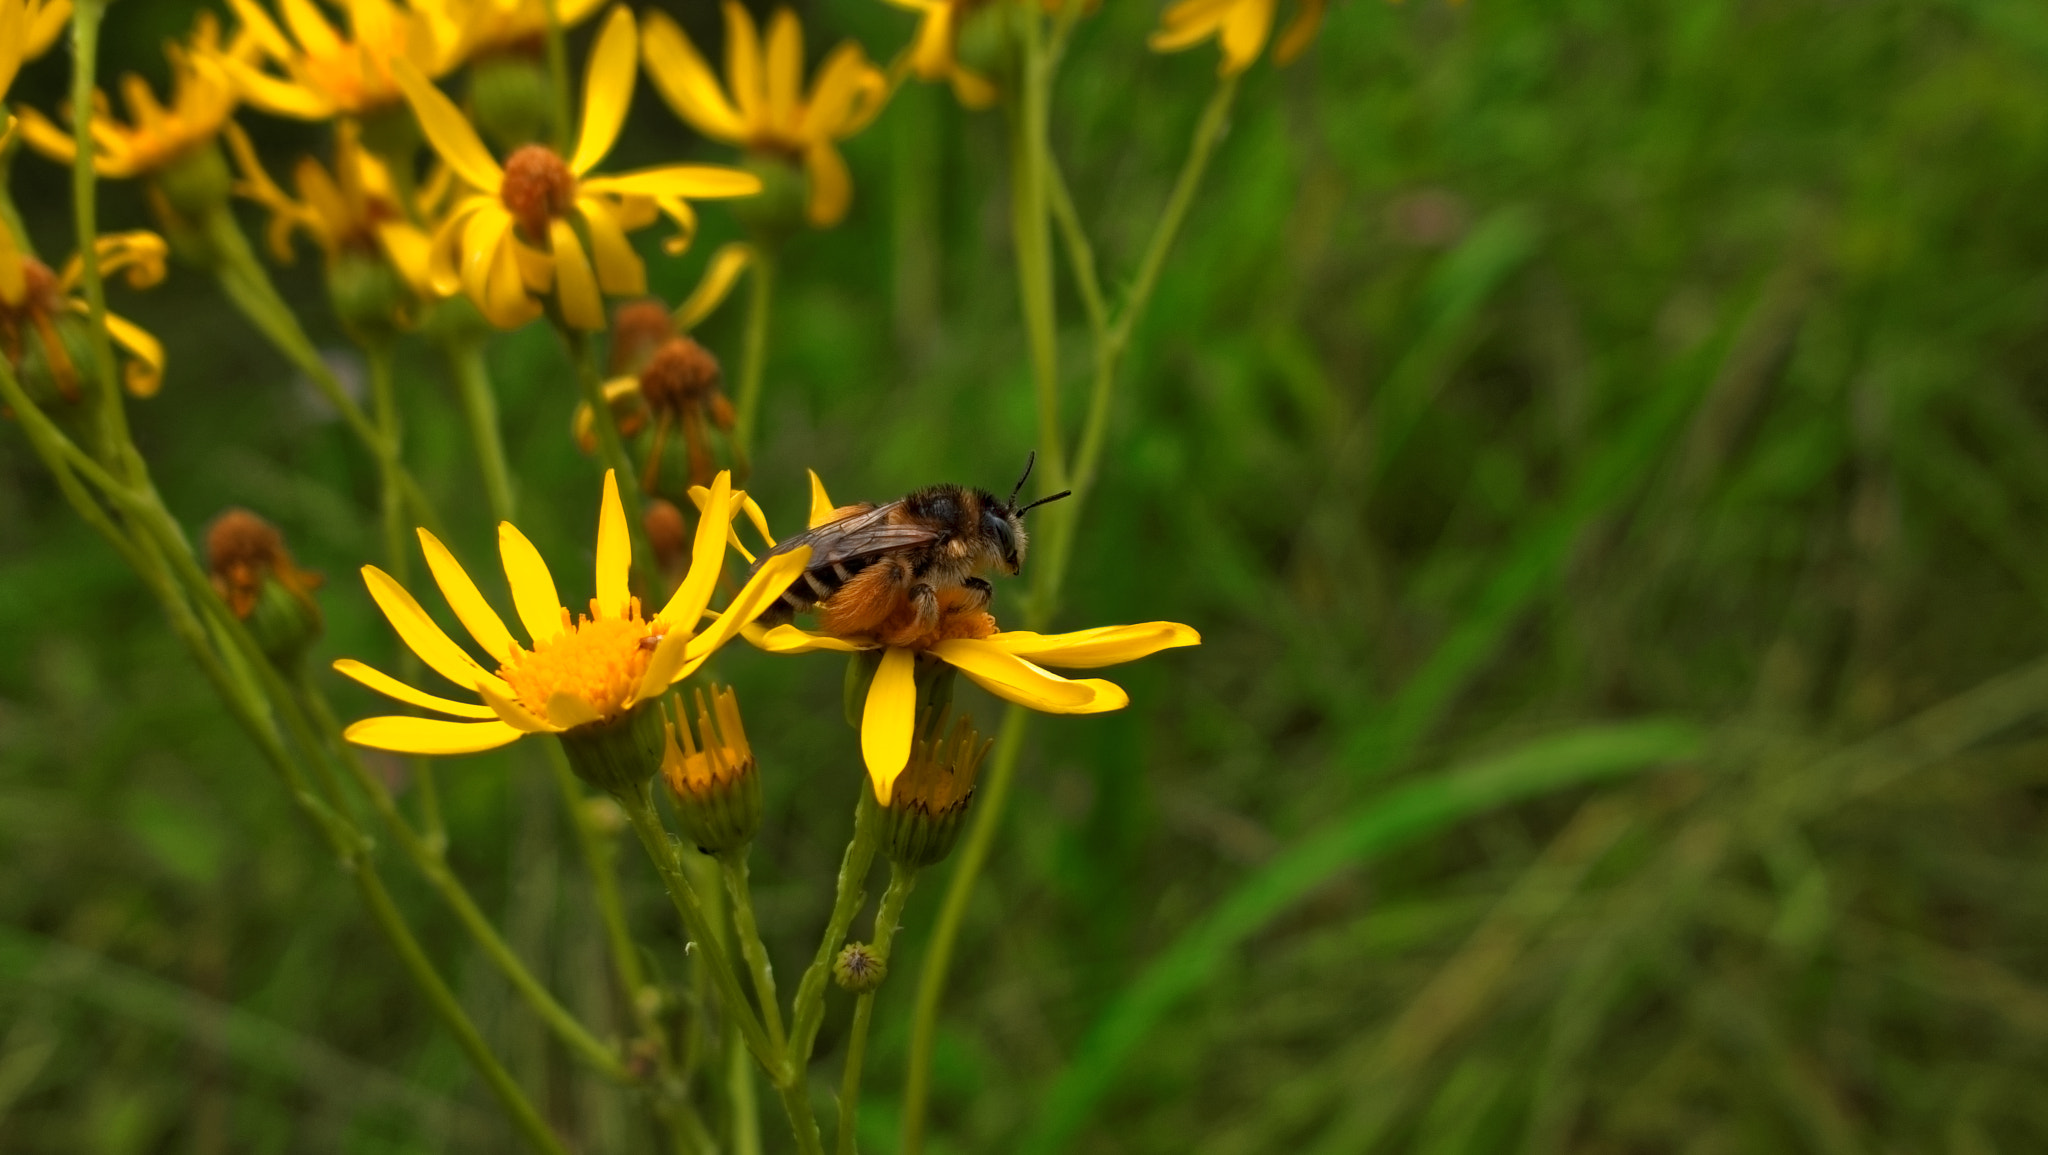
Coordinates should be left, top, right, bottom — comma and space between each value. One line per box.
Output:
759, 555, 874, 624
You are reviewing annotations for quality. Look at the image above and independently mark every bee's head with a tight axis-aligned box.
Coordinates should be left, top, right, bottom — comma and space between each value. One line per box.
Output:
991, 452, 1070, 574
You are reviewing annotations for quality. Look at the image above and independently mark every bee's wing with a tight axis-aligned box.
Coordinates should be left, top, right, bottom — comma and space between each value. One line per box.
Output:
758, 501, 941, 572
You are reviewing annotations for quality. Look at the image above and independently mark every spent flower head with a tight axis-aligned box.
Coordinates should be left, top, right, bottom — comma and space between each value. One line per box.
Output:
206, 508, 325, 666
0, 224, 168, 400
394, 6, 762, 331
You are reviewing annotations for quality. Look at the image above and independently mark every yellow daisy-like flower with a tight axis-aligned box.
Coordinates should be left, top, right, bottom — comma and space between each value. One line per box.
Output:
1149, 0, 1328, 76
17, 14, 237, 179
420, 0, 606, 68
336, 469, 812, 756
0, 0, 71, 107
0, 224, 169, 398
394, 6, 762, 331
223, 119, 434, 295
880, 0, 1000, 109
215, 0, 459, 120
643, 4, 888, 229
742, 471, 1200, 802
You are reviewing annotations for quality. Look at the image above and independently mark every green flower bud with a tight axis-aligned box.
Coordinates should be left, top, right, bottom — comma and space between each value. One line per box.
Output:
662, 687, 761, 855
151, 142, 234, 222
833, 942, 887, 993
881, 708, 991, 870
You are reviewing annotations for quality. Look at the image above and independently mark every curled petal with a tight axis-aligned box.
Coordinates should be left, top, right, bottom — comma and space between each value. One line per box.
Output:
101, 311, 165, 398
673, 242, 752, 330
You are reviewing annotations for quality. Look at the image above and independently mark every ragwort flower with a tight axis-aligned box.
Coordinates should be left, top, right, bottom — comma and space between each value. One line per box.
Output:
17, 14, 237, 180
394, 6, 762, 331
224, 119, 434, 296
880, 0, 1000, 109
0, 224, 168, 399
1149, 0, 1328, 75
336, 470, 811, 756
643, 4, 888, 228
743, 471, 1200, 802
215, 0, 460, 120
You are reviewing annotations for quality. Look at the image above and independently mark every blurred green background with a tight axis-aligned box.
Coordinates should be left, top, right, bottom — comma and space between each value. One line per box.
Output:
10, 0, 2048, 1150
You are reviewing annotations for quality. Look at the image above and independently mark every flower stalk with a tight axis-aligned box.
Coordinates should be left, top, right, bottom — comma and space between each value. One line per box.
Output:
836, 862, 917, 1155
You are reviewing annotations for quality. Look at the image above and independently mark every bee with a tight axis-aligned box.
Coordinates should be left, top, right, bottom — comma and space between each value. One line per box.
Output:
750, 455, 1071, 645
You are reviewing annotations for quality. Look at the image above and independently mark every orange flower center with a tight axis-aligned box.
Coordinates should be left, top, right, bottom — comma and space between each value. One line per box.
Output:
498, 602, 658, 723
501, 144, 577, 242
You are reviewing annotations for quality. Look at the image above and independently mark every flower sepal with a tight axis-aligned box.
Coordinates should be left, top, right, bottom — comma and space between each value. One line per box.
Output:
558, 698, 668, 796
729, 152, 809, 245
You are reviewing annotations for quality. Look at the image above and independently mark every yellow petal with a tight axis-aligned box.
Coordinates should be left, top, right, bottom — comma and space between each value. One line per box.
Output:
801, 43, 883, 139
483, 225, 540, 327
580, 165, 763, 200
862, 647, 918, 803
679, 545, 810, 663
949, 66, 999, 110
641, 10, 746, 141
723, 0, 763, 125
1218, 0, 1275, 74
803, 140, 851, 228
280, 0, 342, 56
102, 312, 165, 398
930, 639, 1100, 712
909, 6, 953, 81
362, 564, 511, 694
344, 715, 524, 755
594, 469, 631, 619
738, 492, 776, 550
742, 622, 866, 654
418, 528, 516, 661
576, 196, 645, 296
427, 197, 487, 295
673, 241, 751, 330
807, 468, 835, 528
686, 484, 758, 562
459, 204, 516, 314
763, 7, 801, 135
548, 217, 606, 331
229, 0, 295, 59
392, 58, 503, 192
476, 678, 562, 733
570, 5, 636, 174
332, 657, 498, 719
546, 690, 604, 730
376, 221, 434, 294
655, 470, 731, 628
14, 106, 78, 165
498, 521, 566, 643
984, 622, 1201, 668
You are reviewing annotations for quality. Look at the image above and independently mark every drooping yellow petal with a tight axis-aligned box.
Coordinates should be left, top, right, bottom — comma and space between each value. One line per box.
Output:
723, 0, 764, 126
361, 564, 511, 694
332, 657, 499, 719
345, 715, 524, 754
929, 639, 1099, 712
742, 622, 866, 654
679, 545, 809, 662
763, 7, 802, 135
459, 205, 517, 318
569, 4, 636, 175
101, 312, 165, 398
594, 469, 630, 619
476, 678, 562, 733
498, 521, 566, 643
908, 5, 953, 81
427, 196, 488, 295
984, 622, 1201, 668
580, 165, 763, 201
673, 242, 751, 330
641, 10, 747, 141
481, 225, 541, 327
417, 528, 516, 661
807, 469, 835, 528
576, 197, 645, 296
862, 646, 918, 803
547, 216, 606, 331
392, 58, 502, 192
656, 470, 731, 628
1217, 0, 1275, 75
803, 140, 851, 228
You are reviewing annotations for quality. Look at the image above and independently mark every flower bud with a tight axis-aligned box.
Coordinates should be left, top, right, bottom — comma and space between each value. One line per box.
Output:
833, 942, 886, 993
467, 53, 556, 152
558, 699, 668, 796
661, 686, 761, 854
881, 709, 991, 869
205, 509, 325, 668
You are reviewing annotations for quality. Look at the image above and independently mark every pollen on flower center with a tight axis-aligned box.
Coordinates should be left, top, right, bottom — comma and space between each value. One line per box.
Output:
498, 604, 657, 722
501, 144, 577, 241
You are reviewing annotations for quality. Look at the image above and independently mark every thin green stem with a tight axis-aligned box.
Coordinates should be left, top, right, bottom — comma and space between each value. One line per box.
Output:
613, 779, 781, 1073
544, 745, 651, 1020
790, 785, 882, 1064
836, 864, 917, 1155
733, 248, 776, 473
899, 706, 1028, 1155
64, 0, 135, 477
446, 338, 519, 522
543, 0, 574, 154
1007, 16, 1068, 497
719, 851, 790, 1051
1045, 161, 1107, 342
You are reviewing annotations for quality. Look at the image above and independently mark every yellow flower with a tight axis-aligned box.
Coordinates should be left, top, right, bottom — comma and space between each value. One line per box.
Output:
643, 4, 887, 228
1149, 0, 1328, 75
223, 119, 434, 294
336, 470, 812, 756
17, 14, 237, 178
215, 0, 459, 120
879, 0, 999, 109
394, 6, 761, 331
420, 0, 607, 68
742, 471, 1200, 802
0, 223, 168, 398
0, 0, 71, 107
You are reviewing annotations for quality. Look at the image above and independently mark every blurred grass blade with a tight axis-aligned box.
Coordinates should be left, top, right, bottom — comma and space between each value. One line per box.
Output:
1019, 720, 1703, 1155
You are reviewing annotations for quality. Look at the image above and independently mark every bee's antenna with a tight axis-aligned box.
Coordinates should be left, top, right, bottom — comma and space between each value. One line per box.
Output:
1006, 452, 1037, 511
1014, 489, 1072, 518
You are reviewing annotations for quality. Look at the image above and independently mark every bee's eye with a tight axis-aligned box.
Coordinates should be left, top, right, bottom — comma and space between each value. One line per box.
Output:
983, 510, 1016, 558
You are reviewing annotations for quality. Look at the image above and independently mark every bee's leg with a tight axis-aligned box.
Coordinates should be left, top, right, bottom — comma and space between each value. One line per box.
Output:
958, 577, 994, 613
906, 582, 941, 635
878, 581, 942, 648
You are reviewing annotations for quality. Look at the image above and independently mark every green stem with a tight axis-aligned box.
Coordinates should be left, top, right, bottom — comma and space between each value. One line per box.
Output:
732, 247, 776, 473
612, 779, 781, 1074
837, 864, 917, 1155
445, 338, 519, 523
789, 786, 883, 1065
899, 705, 1028, 1155
64, 0, 135, 477
543, 0, 574, 155
1006, 16, 1068, 499
719, 851, 790, 1052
